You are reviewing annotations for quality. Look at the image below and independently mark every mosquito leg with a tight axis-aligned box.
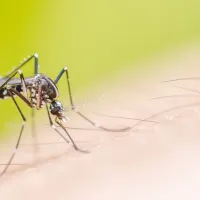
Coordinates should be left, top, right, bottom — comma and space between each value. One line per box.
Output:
13, 54, 40, 156
54, 67, 131, 132
0, 89, 26, 178
9, 70, 38, 155
29, 80, 44, 159
34, 53, 39, 75
5, 86, 39, 155
0, 54, 39, 89
0, 67, 37, 145
0, 71, 19, 89
36, 81, 43, 110
46, 105, 87, 152
0, 71, 34, 142
151, 85, 200, 100
3, 87, 39, 155
46, 104, 70, 144
0, 70, 29, 102
54, 67, 75, 108
161, 77, 200, 83
18, 70, 28, 99
0, 52, 39, 88
5, 53, 39, 78
7, 87, 33, 107
55, 118, 80, 151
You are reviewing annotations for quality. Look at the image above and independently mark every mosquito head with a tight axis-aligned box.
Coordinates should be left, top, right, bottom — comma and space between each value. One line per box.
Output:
50, 100, 70, 122
50, 100, 64, 118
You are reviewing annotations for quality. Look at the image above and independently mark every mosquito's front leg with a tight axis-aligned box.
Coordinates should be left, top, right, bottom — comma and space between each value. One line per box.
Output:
54, 67, 131, 132
46, 104, 70, 144
54, 67, 75, 109
55, 117, 80, 151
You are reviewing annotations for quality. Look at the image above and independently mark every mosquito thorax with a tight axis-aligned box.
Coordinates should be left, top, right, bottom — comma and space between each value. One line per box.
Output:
26, 74, 59, 108
49, 100, 64, 117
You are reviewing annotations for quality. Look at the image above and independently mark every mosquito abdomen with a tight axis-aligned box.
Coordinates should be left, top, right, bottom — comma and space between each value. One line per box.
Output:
0, 88, 9, 99
0, 85, 23, 99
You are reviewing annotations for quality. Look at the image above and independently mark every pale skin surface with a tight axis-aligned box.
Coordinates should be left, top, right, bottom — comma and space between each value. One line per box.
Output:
0, 44, 200, 200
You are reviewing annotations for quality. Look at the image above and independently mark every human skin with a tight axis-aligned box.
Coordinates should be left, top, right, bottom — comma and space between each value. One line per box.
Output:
1, 45, 200, 200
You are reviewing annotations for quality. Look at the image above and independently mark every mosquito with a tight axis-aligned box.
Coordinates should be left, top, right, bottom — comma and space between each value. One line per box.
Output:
0, 53, 132, 178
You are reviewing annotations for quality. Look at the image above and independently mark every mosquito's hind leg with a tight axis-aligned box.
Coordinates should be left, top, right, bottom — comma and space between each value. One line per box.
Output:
0, 70, 19, 89
1, 68, 39, 154
54, 67, 131, 132
2, 53, 39, 148
0, 54, 39, 89
4, 53, 39, 79
0, 53, 39, 89
0, 89, 27, 178
0, 70, 31, 102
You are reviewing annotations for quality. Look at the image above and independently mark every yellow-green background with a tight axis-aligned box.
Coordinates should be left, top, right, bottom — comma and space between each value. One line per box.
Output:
0, 0, 200, 139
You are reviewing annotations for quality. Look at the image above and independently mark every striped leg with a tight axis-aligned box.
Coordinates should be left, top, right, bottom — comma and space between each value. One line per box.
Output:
54, 67, 131, 132
0, 88, 27, 178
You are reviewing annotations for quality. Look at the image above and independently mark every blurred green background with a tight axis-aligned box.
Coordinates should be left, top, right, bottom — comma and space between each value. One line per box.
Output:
0, 0, 200, 139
